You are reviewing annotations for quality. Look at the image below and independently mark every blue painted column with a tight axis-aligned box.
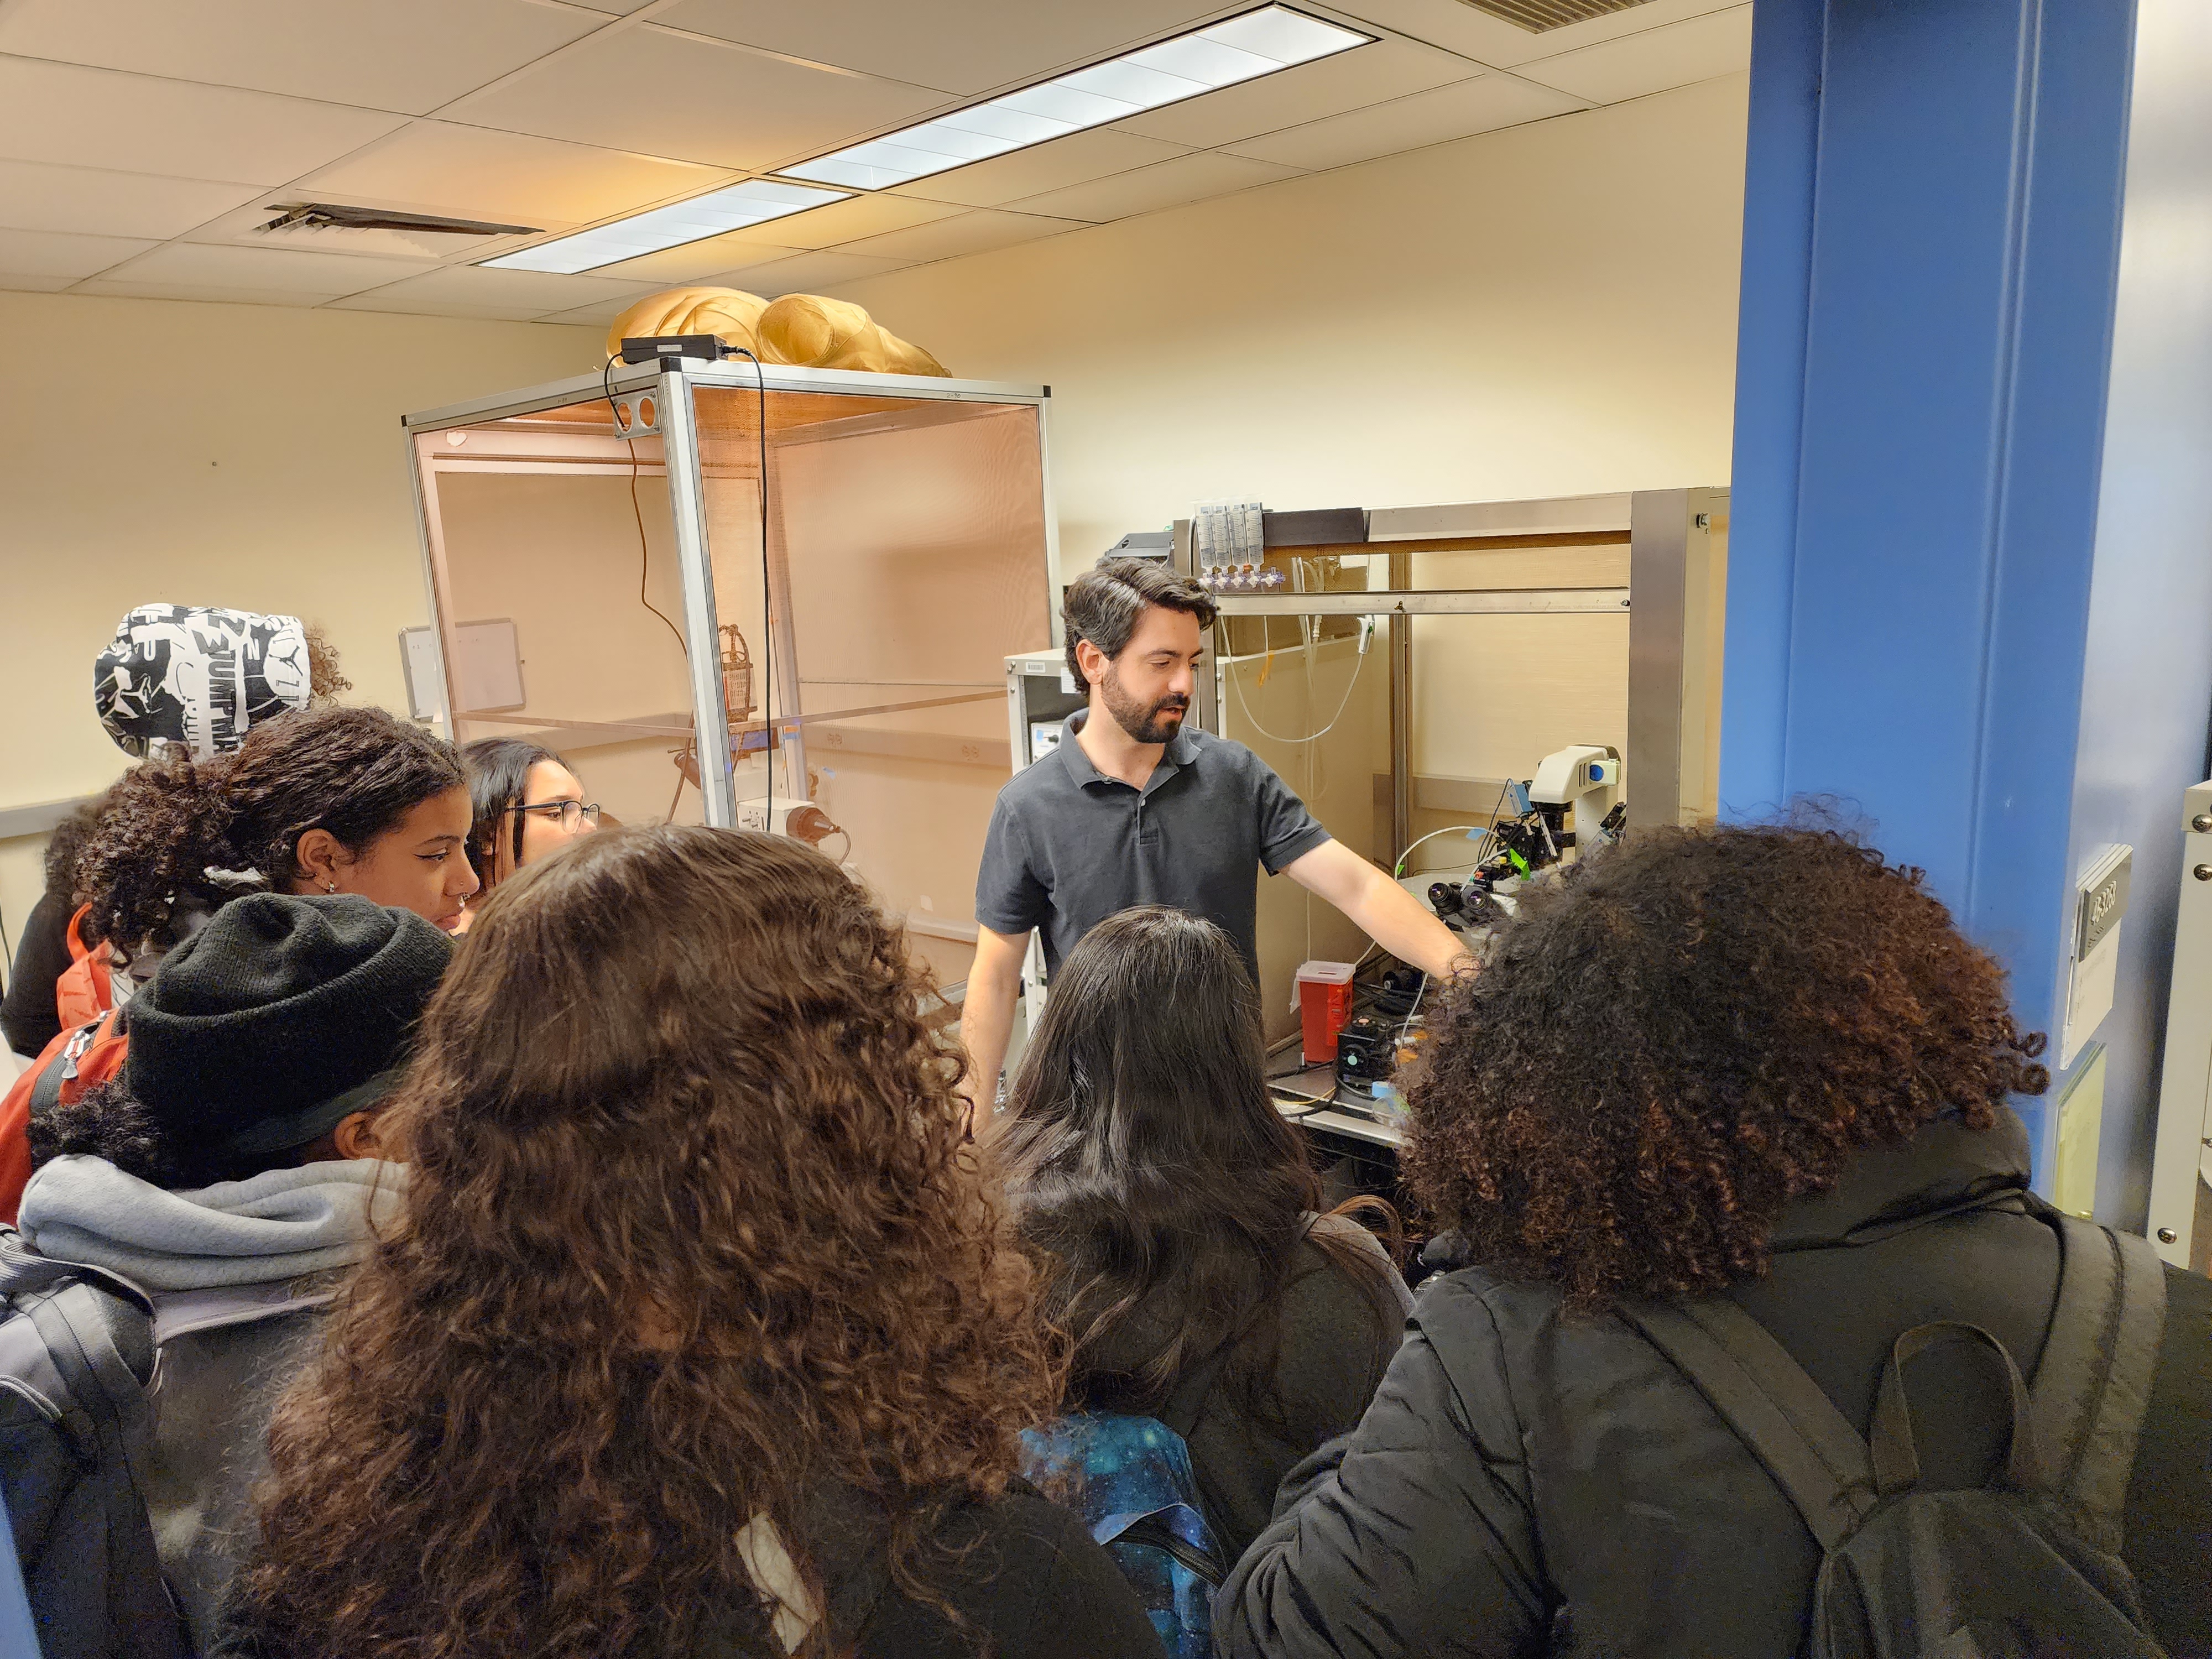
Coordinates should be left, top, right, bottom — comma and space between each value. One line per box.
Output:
1720, 0, 2140, 1177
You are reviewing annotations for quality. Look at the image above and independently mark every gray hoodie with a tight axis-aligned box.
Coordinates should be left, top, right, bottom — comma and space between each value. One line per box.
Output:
19, 1156, 403, 1651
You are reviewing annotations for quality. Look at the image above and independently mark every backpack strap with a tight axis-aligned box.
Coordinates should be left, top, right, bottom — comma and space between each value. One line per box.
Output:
27, 1044, 71, 1117
2027, 1215, 2168, 1552
1621, 1298, 1877, 1551
0, 1227, 146, 1311
17, 1274, 191, 1656
1867, 1322, 2041, 1496
27, 1013, 113, 1117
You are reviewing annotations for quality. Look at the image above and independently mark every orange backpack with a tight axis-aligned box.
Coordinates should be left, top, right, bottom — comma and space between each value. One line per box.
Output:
0, 1009, 128, 1224
53, 904, 113, 1031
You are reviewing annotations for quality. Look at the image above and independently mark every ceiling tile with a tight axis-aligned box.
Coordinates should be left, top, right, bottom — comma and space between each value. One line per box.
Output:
0, 58, 406, 184
0, 227, 155, 279
99, 241, 436, 295
293, 122, 729, 227
75, 279, 355, 306
1109, 35, 1477, 148
0, 0, 606, 116
707, 248, 914, 297
327, 263, 654, 321
1323, 0, 1749, 71
0, 274, 75, 293
447, 24, 948, 171
887, 128, 1190, 209
1224, 72, 1585, 169
587, 238, 810, 285
832, 208, 1086, 264
1505, 6, 1752, 102
654, 0, 1222, 96
539, 295, 675, 327
1006, 151, 1302, 223
0, 159, 264, 238
561, 0, 656, 12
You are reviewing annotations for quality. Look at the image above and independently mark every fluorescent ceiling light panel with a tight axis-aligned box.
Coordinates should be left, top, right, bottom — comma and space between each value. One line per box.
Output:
484, 179, 848, 274
782, 6, 1369, 192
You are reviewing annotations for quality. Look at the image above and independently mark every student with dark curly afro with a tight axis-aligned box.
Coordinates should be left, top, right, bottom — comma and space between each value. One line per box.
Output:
1218, 822, 2211, 1659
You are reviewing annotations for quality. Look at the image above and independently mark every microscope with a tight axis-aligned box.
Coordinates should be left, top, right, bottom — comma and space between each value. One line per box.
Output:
1425, 744, 1625, 935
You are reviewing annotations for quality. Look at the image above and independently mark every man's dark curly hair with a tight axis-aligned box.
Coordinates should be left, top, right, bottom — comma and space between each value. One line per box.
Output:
74, 705, 465, 953
1401, 822, 2049, 1310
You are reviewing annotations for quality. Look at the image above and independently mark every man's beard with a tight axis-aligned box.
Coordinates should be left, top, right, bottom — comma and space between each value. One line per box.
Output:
1101, 664, 1189, 744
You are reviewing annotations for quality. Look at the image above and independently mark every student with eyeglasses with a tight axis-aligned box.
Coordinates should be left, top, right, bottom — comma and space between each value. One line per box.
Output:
459, 739, 602, 911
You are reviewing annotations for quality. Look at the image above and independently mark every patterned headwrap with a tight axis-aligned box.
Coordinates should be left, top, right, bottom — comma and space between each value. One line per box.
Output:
94, 604, 312, 760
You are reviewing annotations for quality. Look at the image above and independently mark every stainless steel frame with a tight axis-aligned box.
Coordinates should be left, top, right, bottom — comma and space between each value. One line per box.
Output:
1628, 487, 1729, 832
403, 360, 1057, 834
655, 364, 737, 827
402, 361, 1053, 434
1212, 588, 1630, 615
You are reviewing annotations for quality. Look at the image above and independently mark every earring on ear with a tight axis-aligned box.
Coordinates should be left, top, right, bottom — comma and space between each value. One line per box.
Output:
322, 880, 338, 894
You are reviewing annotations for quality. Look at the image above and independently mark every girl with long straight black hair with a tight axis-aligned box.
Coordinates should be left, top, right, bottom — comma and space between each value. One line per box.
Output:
990, 905, 1412, 1562
458, 736, 599, 901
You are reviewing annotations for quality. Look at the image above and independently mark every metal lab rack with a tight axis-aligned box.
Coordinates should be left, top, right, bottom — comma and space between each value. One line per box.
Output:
1178, 488, 1728, 862
402, 359, 1061, 833
401, 359, 1060, 966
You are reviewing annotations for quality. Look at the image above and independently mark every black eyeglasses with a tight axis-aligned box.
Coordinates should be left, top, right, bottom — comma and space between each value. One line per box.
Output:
509, 800, 601, 832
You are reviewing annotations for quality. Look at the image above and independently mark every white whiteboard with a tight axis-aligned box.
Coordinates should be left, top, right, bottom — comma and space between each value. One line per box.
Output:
451, 618, 525, 713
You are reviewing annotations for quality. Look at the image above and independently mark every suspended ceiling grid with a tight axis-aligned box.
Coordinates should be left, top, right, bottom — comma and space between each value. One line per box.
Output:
0, 0, 1751, 324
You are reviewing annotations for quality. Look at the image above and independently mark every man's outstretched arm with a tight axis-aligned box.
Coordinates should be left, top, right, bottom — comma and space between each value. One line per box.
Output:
1284, 838, 1472, 980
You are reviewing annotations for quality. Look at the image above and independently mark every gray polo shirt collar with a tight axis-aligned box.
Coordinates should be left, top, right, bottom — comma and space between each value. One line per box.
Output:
1057, 710, 1201, 797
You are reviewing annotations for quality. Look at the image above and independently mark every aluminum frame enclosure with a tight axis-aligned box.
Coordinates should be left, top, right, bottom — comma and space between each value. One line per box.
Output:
401, 362, 1060, 947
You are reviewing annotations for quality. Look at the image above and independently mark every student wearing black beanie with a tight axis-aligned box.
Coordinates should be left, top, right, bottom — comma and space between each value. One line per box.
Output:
15, 893, 451, 1651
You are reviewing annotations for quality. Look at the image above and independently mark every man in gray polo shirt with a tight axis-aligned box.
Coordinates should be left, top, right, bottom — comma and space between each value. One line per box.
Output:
962, 559, 1468, 1107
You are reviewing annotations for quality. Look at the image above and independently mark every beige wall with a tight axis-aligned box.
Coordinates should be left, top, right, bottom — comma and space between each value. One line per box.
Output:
831, 74, 1747, 567
0, 291, 598, 981
829, 73, 1747, 1018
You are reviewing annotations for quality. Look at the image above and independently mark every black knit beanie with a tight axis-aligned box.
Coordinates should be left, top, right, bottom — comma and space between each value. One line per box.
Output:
124, 893, 453, 1156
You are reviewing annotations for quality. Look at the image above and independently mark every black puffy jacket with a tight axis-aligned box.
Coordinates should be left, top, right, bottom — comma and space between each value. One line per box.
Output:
1216, 1110, 2212, 1658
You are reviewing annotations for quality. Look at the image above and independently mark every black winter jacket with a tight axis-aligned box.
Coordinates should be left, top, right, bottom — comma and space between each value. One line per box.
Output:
1217, 1110, 2212, 1659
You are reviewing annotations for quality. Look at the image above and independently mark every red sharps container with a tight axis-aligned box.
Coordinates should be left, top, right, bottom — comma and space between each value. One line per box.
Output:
1295, 960, 1358, 1066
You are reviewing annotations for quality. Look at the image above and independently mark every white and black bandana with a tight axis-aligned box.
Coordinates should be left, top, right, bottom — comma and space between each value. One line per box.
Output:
93, 604, 312, 760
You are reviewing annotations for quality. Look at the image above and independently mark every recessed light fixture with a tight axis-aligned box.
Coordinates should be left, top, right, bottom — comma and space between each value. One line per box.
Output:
483, 179, 850, 275
477, 7, 1364, 274
781, 6, 1373, 192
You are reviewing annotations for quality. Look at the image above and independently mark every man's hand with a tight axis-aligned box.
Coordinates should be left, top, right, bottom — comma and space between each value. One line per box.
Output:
1283, 838, 1473, 981
957, 925, 1031, 1117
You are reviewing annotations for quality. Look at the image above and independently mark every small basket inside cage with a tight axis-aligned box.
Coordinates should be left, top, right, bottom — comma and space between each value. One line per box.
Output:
721, 623, 756, 721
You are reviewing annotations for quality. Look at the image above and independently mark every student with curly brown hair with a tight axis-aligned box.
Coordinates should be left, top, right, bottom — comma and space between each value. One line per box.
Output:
78, 702, 477, 964
1218, 823, 2211, 1659
0, 705, 475, 1219
211, 826, 1163, 1659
